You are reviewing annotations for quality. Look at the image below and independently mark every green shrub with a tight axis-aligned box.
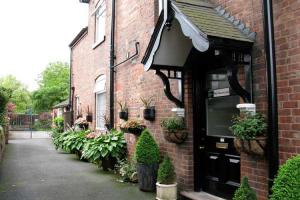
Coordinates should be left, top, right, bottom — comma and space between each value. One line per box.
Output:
135, 129, 160, 165
116, 158, 137, 183
160, 117, 185, 132
229, 112, 267, 140
33, 119, 52, 131
0, 87, 10, 126
62, 130, 89, 153
157, 156, 176, 184
270, 155, 300, 200
233, 177, 257, 200
51, 130, 71, 150
82, 129, 126, 162
53, 117, 64, 133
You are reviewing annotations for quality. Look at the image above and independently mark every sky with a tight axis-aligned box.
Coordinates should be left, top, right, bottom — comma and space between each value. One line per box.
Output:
0, 0, 88, 91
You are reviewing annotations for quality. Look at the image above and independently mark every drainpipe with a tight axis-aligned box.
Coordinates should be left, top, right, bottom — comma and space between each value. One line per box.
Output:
263, 0, 279, 193
69, 50, 74, 125
109, 0, 116, 128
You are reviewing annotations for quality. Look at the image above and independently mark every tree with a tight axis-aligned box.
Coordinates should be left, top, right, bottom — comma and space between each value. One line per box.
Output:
32, 62, 70, 113
0, 75, 32, 113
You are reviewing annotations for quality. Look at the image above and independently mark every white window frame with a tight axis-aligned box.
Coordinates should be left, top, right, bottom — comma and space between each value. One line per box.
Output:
93, 0, 106, 47
95, 75, 106, 130
75, 96, 80, 116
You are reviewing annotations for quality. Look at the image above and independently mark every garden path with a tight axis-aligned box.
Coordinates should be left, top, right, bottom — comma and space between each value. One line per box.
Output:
0, 139, 155, 200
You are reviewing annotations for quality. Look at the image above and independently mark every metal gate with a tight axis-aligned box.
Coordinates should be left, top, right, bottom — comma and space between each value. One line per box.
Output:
8, 113, 38, 131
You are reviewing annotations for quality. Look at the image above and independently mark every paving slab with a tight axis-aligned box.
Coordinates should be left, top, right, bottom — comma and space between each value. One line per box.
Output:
0, 139, 155, 200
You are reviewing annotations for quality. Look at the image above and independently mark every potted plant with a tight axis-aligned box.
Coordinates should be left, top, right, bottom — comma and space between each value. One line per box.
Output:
140, 96, 155, 121
82, 129, 126, 171
74, 117, 89, 130
156, 156, 177, 200
86, 106, 93, 122
102, 114, 112, 130
233, 176, 257, 200
229, 112, 267, 156
135, 129, 160, 192
160, 117, 188, 144
118, 101, 128, 120
120, 119, 146, 135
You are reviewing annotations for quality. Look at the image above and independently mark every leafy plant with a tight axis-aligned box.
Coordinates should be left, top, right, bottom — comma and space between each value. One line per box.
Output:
135, 129, 160, 165
116, 158, 138, 183
157, 156, 176, 184
0, 87, 11, 126
82, 129, 126, 162
229, 112, 267, 140
233, 176, 257, 200
117, 101, 128, 112
53, 116, 64, 133
51, 129, 72, 150
140, 96, 154, 108
160, 117, 185, 132
270, 155, 300, 200
119, 119, 146, 131
62, 130, 89, 153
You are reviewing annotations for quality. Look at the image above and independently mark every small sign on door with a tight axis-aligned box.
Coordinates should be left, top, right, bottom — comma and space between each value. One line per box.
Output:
213, 88, 230, 97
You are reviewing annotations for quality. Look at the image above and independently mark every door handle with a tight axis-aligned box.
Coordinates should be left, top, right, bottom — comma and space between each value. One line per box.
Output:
199, 146, 205, 150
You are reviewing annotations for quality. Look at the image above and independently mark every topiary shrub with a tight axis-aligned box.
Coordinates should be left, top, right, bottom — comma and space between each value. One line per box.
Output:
270, 155, 300, 200
233, 176, 257, 200
135, 129, 160, 165
157, 156, 176, 184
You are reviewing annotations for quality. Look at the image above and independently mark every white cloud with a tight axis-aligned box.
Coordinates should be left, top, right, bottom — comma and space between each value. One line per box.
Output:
0, 0, 88, 91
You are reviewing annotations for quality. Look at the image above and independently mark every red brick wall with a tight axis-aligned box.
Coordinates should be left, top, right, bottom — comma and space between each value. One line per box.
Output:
71, 0, 300, 198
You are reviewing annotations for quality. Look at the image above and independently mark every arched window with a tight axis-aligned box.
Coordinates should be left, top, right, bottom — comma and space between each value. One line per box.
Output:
94, 75, 106, 130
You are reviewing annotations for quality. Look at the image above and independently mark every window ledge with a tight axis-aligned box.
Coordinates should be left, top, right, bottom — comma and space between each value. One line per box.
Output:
92, 36, 105, 49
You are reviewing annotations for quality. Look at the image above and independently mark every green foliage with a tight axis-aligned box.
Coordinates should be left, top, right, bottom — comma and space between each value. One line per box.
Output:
160, 117, 185, 132
157, 156, 176, 184
51, 129, 71, 150
116, 158, 137, 183
53, 117, 64, 133
270, 155, 300, 200
0, 75, 31, 113
229, 112, 267, 140
0, 87, 11, 126
32, 62, 70, 113
33, 119, 52, 131
233, 177, 257, 200
62, 130, 89, 153
82, 129, 126, 162
135, 129, 160, 165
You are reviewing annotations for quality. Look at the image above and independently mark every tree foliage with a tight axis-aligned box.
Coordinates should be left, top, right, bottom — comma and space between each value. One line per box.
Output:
32, 62, 70, 113
0, 75, 32, 113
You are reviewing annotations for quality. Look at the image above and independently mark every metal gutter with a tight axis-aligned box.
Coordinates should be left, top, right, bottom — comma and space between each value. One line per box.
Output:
263, 0, 279, 193
109, 0, 116, 128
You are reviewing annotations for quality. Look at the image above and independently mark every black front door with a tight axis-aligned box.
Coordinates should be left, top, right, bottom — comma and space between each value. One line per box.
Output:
194, 67, 240, 199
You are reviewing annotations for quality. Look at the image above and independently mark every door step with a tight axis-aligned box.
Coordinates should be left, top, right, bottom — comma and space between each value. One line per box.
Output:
180, 191, 226, 200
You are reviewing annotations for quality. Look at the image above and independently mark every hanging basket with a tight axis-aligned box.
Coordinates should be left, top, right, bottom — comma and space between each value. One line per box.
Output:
234, 137, 267, 156
163, 129, 188, 144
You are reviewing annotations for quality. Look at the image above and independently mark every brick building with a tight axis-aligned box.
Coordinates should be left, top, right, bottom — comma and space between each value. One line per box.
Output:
70, 0, 300, 199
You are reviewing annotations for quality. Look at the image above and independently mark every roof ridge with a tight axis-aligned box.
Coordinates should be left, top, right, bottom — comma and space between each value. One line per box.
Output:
215, 6, 256, 41
175, 0, 214, 9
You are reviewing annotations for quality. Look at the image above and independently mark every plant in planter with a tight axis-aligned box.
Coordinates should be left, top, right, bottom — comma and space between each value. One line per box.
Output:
118, 101, 128, 120
270, 155, 300, 200
229, 112, 267, 156
233, 176, 257, 200
85, 106, 93, 122
156, 156, 177, 200
119, 119, 146, 135
135, 129, 160, 192
74, 117, 89, 130
102, 114, 112, 130
160, 117, 188, 144
140, 96, 155, 121
82, 129, 126, 171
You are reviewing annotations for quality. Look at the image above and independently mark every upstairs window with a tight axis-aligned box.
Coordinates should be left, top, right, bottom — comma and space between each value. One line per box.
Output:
93, 0, 106, 46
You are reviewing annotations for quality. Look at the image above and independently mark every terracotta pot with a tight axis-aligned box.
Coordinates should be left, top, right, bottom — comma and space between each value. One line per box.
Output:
143, 107, 155, 121
156, 182, 177, 200
137, 163, 158, 192
163, 129, 188, 144
234, 137, 267, 156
